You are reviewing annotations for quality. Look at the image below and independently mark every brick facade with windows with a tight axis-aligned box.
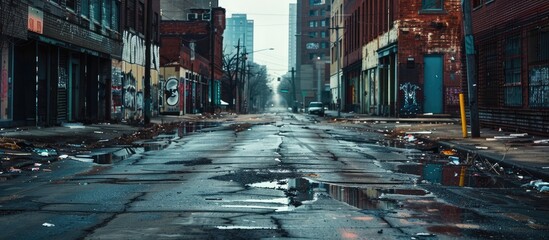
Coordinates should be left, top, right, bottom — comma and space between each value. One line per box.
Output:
472, 0, 549, 135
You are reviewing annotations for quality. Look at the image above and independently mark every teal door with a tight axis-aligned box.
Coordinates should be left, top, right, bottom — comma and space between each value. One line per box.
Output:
423, 55, 443, 113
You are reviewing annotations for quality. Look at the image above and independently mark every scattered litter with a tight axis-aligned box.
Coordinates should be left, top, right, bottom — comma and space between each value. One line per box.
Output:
493, 136, 517, 139
449, 156, 460, 165
42, 222, 55, 227
441, 149, 457, 156
405, 131, 432, 135
58, 154, 69, 159
62, 123, 85, 129
31, 167, 40, 171
416, 232, 436, 237
9, 167, 22, 173
475, 146, 488, 149
34, 163, 42, 167
94, 131, 104, 134
404, 134, 416, 142
534, 139, 549, 144
522, 180, 549, 192
510, 133, 528, 137
0, 142, 20, 150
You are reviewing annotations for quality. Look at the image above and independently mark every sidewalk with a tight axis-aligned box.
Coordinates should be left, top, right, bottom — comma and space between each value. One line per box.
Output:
325, 110, 549, 181
1, 112, 548, 184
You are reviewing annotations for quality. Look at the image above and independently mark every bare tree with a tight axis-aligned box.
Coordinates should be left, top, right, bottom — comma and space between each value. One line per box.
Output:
246, 63, 271, 113
221, 50, 241, 111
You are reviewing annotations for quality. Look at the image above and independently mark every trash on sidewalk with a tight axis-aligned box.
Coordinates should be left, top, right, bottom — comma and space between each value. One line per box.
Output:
33, 148, 57, 157
405, 131, 432, 135
42, 222, 55, 227
62, 123, 85, 129
0, 142, 21, 150
441, 149, 457, 156
533, 139, 549, 144
521, 180, 549, 192
404, 134, 416, 142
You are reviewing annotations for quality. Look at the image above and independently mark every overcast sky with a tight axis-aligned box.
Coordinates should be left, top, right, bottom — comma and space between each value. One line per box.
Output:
219, 0, 295, 78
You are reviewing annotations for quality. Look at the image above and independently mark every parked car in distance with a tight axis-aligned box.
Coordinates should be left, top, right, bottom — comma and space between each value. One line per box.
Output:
307, 102, 324, 116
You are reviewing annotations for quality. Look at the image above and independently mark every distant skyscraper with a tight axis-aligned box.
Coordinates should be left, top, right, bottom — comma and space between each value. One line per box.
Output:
296, 0, 331, 106
288, 3, 297, 70
223, 14, 254, 62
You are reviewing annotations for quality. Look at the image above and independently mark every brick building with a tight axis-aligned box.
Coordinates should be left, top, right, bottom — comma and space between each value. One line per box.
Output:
332, 0, 463, 117
471, 0, 549, 135
296, 0, 331, 108
1, 0, 161, 126
159, 7, 226, 114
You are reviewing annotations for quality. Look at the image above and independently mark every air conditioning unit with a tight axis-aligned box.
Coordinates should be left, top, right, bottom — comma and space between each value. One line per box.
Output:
187, 13, 198, 21
202, 13, 211, 20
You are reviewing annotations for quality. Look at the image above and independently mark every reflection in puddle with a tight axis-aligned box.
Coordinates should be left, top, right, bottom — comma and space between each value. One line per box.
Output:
245, 177, 489, 237
178, 122, 221, 137
247, 178, 430, 211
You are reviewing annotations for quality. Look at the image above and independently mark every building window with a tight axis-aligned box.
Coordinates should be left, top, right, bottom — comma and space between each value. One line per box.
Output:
472, 0, 482, 9
310, 0, 325, 6
422, 0, 443, 10
309, 32, 317, 38
102, 0, 112, 28
81, 0, 89, 17
504, 36, 522, 106
320, 31, 327, 38
66, 0, 76, 10
528, 28, 549, 107
112, 0, 120, 31
320, 20, 327, 27
137, 2, 144, 33
91, 0, 101, 23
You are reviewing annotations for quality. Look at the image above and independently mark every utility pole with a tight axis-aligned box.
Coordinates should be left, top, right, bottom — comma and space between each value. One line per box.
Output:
462, 0, 480, 137
144, 0, 152, 124
209, 6, 215, 114
290, 67, 297, 112
329, 26, 343, 118
234, 39, 241, 112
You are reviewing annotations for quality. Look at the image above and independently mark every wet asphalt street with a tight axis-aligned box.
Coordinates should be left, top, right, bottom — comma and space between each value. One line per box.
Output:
0, 110, 547, 239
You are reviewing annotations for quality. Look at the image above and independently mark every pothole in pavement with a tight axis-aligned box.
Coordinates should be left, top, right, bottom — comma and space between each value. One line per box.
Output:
374, 137, 533, 189
73, 122, 222, 164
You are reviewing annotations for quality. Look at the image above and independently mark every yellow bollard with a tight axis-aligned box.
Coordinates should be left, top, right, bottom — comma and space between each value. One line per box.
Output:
459, 93, 467, 138
459, 166, 466, 187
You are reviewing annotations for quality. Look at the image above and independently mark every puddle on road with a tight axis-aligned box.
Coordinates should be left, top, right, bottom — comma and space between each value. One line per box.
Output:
246, 178, 430, 211
177, 122, 221, 137
376, 138, 525, 189
245, 177, 492, 238
86, 122, 221, 164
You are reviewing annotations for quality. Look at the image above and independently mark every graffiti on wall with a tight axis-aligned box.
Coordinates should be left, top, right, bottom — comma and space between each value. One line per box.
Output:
445, 87, 460, 105
400, 82, 421, 115
111, 64, 123, 118
124, 71, 137, 110
165, 77, 179, 106
122, 31, 160, 70
530, 66, 549, 107
58, 66, 68, 88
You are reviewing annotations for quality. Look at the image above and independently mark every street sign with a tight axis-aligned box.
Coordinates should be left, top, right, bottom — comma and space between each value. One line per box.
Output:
280, 89, 289, 93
